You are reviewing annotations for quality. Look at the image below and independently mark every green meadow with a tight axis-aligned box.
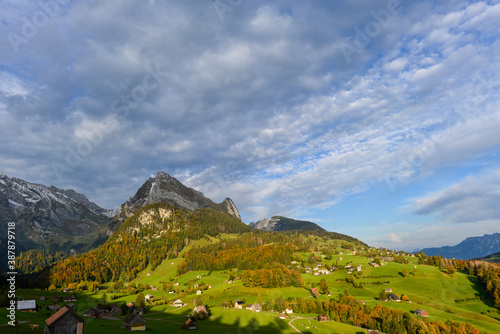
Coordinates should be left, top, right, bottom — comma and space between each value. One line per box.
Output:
3, 240, 500, 333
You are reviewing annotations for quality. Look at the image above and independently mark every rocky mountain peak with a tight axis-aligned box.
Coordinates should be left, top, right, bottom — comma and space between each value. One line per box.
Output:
117, 171, 241, 221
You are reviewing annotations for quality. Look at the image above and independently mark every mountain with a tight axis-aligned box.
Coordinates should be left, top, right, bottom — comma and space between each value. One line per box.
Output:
116, 171, 241, 222
249, 216, 325, 232
420, 233, 500, 260
0, 174, 116, 253
472, 251, 500, 264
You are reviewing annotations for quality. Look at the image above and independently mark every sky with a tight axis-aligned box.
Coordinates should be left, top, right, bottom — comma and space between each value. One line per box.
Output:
1, 0, 500, 252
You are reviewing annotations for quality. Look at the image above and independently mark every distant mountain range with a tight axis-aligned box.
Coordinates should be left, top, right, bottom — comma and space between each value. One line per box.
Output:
249, 216, 325, 232
420, 233, 500, 260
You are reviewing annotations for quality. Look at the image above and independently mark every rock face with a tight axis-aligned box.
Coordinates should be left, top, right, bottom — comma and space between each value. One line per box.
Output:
421, 233, 500, 260
117, 171, 241, 222
249, 216, 325, 232
0, 174, 116, 252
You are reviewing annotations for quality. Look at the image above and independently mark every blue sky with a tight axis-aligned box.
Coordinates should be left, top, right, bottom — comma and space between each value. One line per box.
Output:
1, 0, 500, 251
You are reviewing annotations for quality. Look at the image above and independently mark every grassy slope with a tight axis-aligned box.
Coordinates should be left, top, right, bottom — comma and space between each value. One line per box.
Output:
4, 236, 500, 333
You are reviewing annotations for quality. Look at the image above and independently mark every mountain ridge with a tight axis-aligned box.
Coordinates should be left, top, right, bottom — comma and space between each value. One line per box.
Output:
420, 232, 500, 260
249, 216, 325, 232
0, 174, 116, 253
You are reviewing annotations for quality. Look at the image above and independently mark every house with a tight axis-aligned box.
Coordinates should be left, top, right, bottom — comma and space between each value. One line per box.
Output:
173, 282, 179, 286
109, 305, 122, 315
52, 295, 59, 301
17, 300, 36, 312
317, 314, 328, 322
134, 308, 144, 315
145, 294, 154, 302
285, 308, 293, 314
83, 308, 97, 318
184, 318, 197, 330
169, 290, 176, 294
64, 295, 77, 302
310, 288, 319, 297
123, 314, 146, 331
208, 285, 212, 289
234, 300, 244, 309
415, 309, 428, 317
126, 302, 135, 310
197, 275, 201, 279
384, 288, 392, 293
193, 305, 208, 319
173, 299, 183, 307
44, 306, 84, 334
151, 286, 157, 291
387, 293, 400, 302
63, 288, 72, 293
278, 313, 286, 319
246, 304, 262, 312
196, 290, 202, 295
97, 310, 113, 319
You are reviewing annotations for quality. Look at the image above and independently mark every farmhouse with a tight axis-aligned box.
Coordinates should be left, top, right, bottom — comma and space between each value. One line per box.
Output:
310, 288, 319, 297
17, 300, 36, 312
123, 314, 146, 331
278, 313, 286, 319
285, 308, 293, 314
184, 318, 197, 330
193, 305, 208, 319
387, 293, 400, 302
174, 299, 183, 307
246, 304, 262, 312
44, 306, 85, 334
64, 295, 77, 302
145, 294, 154, 302
234, 300, 244, 309
415, 309, 428, 317
196, 290, 202, 295
318, 314, 328, 322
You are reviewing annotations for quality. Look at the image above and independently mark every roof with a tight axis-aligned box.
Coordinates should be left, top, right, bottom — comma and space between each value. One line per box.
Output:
124, 314, 146, 325
235, 300, 244, 305
194, 305, 208, 314
45, 306, 84, 326
17, 300, 36, 310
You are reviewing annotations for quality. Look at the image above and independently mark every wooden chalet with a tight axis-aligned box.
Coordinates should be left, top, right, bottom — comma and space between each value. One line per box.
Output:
415, 309, 428, 317
193, 305, 208, 319
123, 314, 146, 331
184, 318, 197, 330
44, 306, 84, 334
317, 314, 328, 322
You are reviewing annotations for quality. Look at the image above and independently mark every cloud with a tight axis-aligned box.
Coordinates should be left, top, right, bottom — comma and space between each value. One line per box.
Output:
412, 169, 500, 223
0, 0, 499, 238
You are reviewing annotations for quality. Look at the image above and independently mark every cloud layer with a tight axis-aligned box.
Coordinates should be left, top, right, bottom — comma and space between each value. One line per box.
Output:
1, 1, 499, 249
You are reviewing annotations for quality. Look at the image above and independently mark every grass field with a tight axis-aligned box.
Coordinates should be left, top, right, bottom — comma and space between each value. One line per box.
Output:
3, 241, 500, 333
